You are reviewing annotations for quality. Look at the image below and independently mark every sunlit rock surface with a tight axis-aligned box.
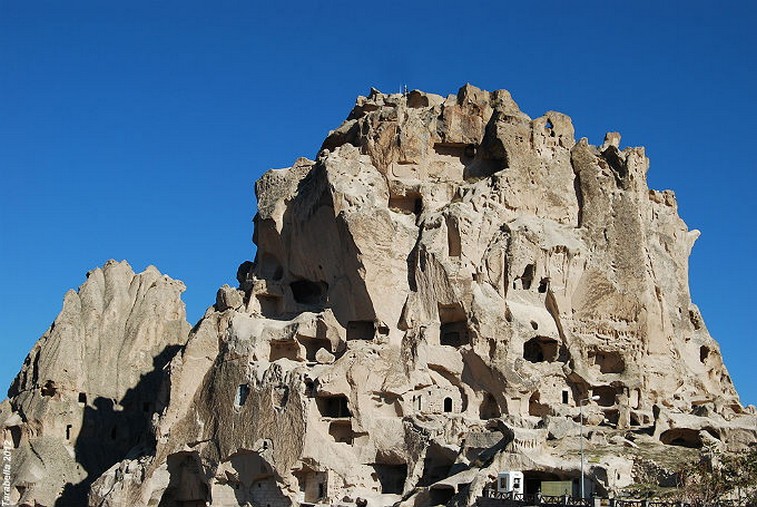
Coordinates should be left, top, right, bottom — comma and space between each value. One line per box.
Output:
2, 86, 755, 507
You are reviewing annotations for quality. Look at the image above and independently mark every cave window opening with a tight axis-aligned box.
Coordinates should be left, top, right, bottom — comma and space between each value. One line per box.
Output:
66, 424, 72, 441
329, 420, 354, 444
545, 119, 554, 130
270, 340, 300, 361
290, 280, 327, 306
592, 386, 617, 407
443, 397, 453, 413
660, 428, 702, 448
316, 395, 351, 418
538, 278, 549, 293
523, 337, 559, 363
389, 194, 423, 216
41, 380, 56, 397
562, 390, 569, 404
347, 320, 375, 341
440, 321, 469, 347
520, 264, 535, 290
589, 349, 626, 374
300, 337, 332, 362
700, 345, 710, 364
235, 384, 250, 408
373, 464, 407, 494
78, 392, 87, 404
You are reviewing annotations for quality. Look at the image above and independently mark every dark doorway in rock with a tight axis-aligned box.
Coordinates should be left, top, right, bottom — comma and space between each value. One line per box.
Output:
373, 464, 407, 494
660, 428, 702, 448
158, 452, 210, 507
300, 336, 333, 361
347, 321, 375, 341
523, 337, 559, 363
440, 321, 469, 347
591, 386, 617, 407
316, 394, 351, 418
418, 444, 456, 486
329, 420, 354, 444
290, 280, 328, 306
443, 397, 453, 413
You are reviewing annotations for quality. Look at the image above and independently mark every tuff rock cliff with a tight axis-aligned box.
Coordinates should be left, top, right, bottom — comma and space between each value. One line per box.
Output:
2, 85, 755, 507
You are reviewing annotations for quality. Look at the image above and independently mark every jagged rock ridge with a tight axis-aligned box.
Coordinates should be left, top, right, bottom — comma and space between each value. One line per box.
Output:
1, 85, 755, 507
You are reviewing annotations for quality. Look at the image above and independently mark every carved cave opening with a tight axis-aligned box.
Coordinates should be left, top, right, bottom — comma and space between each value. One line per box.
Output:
443, 397, 453, 413
440, 321, 470, 347
538, 278, 550, 293
700, 345, 710, 364
523, 337, 559, 363
329, 420, 354, 444
300, 336, 333, 361
439, 303, 470, 347
418, 444, 456, 487
528, 391, 550, 417
158, 453, 210, 507
592, 386, 618, 407
660, 428, 702, 448
589, 349, 626, 374
372, 464, 407, 494
294, 467, 328, 504
41, 380, 57, 397
389, 193, 423, 216
290, 280, 328, 306
446, 216, 462, 258
316, 394, 351, 418
269, 340, 300, 362
519, 264, 535, 290
235, 384, 250, 408
347, 320, 375, 341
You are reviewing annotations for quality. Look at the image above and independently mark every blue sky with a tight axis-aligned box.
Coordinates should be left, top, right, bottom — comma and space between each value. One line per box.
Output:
1, 1, 755, 406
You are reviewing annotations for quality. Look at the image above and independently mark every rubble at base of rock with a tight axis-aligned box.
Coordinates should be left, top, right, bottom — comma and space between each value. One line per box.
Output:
2, 85, 755, 507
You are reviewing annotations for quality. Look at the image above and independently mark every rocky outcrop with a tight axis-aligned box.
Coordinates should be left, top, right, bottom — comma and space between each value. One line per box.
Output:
3, 85, 755, 507
0, 260, 190, 506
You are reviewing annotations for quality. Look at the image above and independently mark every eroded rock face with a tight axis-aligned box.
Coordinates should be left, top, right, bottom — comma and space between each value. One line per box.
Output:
0, 260, 190, 506
3, 86, 755, 507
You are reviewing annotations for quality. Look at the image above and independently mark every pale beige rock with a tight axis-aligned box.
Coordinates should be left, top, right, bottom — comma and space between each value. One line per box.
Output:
0, 260, 190, 507
5, 86, 756, 507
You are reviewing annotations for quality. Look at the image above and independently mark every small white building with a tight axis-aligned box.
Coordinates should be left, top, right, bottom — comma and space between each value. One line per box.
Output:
497, 471, 524, 495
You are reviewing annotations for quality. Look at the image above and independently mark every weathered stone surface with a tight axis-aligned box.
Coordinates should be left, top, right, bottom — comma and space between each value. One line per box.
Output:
3, 86, 756, 507
0, 260, 190, 506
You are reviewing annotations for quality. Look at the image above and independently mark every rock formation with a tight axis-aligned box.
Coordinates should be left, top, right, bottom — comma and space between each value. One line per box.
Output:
0, 260, 190, 506
2, 85, 755, 507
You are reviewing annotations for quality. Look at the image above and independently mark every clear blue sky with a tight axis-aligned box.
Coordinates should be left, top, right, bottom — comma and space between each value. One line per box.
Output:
1, 1, 755, 406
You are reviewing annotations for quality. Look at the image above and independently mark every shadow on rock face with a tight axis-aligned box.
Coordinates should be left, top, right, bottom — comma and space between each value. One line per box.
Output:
55, 344, 182, 507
